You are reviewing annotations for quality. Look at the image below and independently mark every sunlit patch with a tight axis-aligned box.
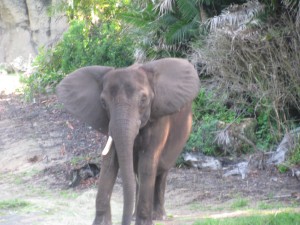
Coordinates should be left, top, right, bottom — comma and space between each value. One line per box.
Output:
0, 75, 22, 95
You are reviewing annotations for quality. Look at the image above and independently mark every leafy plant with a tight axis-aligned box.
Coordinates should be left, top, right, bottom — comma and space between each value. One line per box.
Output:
277, 164, 289, 173
289, 143, 300, 165
184, 89, 238, 156
255, 104, 280, 151
22, 20, 135, 99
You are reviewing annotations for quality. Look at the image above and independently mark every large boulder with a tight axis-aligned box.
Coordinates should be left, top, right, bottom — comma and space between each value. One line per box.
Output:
0, 0, 68, 65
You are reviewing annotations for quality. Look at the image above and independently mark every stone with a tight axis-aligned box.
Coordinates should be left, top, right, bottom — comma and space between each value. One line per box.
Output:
0, 0, 68, 65
223, 161, 249, 179
183, 152, 222, 170
267, 127, 300, 165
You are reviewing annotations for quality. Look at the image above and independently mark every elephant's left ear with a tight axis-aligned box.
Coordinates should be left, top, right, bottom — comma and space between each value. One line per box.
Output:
141, 58, 200, 117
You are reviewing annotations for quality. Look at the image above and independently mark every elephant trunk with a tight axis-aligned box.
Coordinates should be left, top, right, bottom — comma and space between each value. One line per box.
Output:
109, 105, 140, 225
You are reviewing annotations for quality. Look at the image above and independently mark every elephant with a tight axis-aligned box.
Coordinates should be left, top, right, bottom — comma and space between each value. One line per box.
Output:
56, 58, 200, 225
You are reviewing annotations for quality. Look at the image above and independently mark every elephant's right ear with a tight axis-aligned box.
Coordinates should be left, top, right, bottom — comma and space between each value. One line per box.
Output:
56, 66, 114, 134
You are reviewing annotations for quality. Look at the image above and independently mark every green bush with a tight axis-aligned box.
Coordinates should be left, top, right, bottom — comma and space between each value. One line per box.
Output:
190, 17, 300, 154
22, 20, 135, 100
185, 89, 238, 156
289, 143, 300, 165
255, 103, 280, 151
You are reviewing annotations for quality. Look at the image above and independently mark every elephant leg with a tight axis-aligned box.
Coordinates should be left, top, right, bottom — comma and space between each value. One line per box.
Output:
135, 155, 158, 225
153, 172, 168, 220
93, 147, 119, 225
132, 178, 139, 220
132, 152, 139, 221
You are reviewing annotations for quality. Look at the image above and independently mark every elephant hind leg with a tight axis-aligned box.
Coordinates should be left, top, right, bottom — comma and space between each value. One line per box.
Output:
153, 172, 168, 220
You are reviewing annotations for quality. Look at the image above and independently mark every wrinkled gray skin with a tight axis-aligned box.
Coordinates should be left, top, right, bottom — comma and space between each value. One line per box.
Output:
56, 58, 200, 225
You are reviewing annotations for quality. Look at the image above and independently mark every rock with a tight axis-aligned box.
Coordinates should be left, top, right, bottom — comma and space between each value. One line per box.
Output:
183, 152, 222, 170
294, 170, 300, 181
0, 0, 68, 64
68, 163, 100, 187
223, 161, 249, 179
267, 127, 300, 165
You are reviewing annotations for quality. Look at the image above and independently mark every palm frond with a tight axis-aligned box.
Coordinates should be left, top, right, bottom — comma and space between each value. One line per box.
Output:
154, 0, 175, 15
121, 4, 157, 28
177, 0, 199, 22
166, 16, 198, 43
208, 0, 264, 32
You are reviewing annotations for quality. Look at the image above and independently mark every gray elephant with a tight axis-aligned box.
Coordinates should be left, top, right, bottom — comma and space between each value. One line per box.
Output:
56, 58, 200, 225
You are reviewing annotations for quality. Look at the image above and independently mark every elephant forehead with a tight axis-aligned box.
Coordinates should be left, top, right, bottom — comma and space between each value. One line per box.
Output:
104, 70, 149, 98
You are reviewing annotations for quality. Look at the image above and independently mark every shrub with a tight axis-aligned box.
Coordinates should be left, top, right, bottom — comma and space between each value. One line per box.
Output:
22, 20, 135, 100
185, 89, 238, 156
191, 17, 300, 152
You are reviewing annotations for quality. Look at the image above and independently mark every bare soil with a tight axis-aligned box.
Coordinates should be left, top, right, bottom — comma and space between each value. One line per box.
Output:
0, 76, 299, 225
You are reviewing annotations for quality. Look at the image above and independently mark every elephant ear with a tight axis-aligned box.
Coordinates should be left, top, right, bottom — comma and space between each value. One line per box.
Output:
141, 58, 200, 118
56, 66, 114, 133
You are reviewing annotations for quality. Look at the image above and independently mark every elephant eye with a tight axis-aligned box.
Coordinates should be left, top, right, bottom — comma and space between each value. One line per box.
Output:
100, 98, 107, 109
139, 95, 148, 107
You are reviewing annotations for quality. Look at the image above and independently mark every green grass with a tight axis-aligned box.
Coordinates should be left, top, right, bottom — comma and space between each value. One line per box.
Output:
193, 212, 300, 225
0, 199, 31, 210
59, 190, 80, 199
231, 198, 249, 209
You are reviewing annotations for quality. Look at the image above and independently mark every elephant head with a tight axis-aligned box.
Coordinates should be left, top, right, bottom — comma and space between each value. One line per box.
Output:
56, 58, 199, 225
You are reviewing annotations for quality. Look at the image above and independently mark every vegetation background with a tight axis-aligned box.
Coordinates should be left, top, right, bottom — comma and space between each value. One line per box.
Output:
22, 0, 300, 168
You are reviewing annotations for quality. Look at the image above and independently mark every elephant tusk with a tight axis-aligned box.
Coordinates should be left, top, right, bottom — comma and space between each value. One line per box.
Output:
102, 136, 113, 155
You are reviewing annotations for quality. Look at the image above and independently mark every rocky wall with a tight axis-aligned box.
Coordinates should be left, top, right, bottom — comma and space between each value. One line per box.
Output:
0, 0, 68, 65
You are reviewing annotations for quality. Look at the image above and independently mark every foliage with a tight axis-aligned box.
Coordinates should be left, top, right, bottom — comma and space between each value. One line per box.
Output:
255, 103, 279, 150
231, 198, 249, 209
277, 164, 289, 173
0, 199, 31, 210
289, 143, 300, 165
185, 89, 238, 156
192, 212, 300, 225
192, 16, 300, 152
123, 0, 248, 60
51, 0, 129, 23
186, 120, 220, 156
22, 20, 135, 99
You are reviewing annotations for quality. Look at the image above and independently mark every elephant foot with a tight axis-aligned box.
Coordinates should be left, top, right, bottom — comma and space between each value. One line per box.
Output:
135, 217, 154, 225
92, 214, 112, 225
152, 208, 166, 220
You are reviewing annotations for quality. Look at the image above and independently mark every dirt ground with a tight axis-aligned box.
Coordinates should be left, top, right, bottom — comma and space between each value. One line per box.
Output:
0, 75, 299, 225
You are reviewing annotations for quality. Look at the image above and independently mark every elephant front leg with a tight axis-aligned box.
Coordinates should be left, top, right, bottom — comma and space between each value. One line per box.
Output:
135, 156, 158, 225
93, 148, 119, 225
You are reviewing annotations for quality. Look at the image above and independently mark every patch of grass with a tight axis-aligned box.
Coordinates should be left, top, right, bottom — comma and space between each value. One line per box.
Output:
289, 143, 300, 165
231, 198, 249, 209
193, 212, 300, 225
277, 164, 289, 173
59, 190, 80, 199
188, 203, 226, 212
189, 203, 207, 211
70, 156, 86, 166
0, 199, 31, 210
257, 202, 282, 210
12, 169, 40, 185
